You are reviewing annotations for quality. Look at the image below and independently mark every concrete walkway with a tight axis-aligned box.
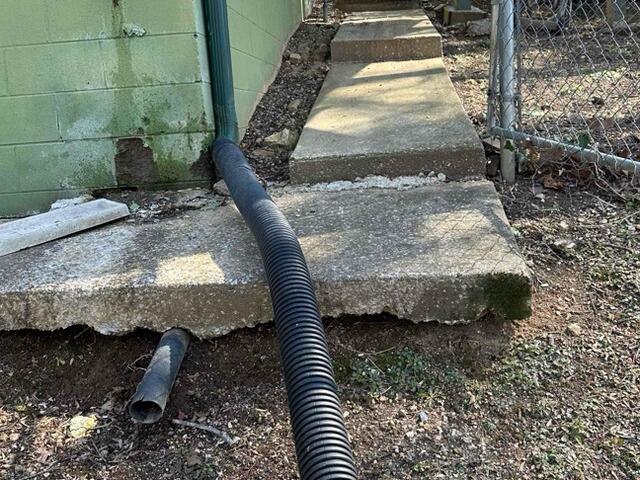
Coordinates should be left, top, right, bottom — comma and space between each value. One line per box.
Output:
332, 10, 442, 62
290, 8, 485, 184
290, 58, 486, 183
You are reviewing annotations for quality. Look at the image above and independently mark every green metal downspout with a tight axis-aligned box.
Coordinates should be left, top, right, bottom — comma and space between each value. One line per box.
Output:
203, 0, 239, 143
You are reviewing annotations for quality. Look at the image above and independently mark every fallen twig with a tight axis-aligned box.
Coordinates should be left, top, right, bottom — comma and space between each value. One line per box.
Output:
17, 461, 60, 480
171, 419, 238, 445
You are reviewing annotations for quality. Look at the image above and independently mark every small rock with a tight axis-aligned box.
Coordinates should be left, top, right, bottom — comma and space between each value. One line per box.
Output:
99, 399, 114, 413
252, 148, 272, 158
437, 173, 447, 182
553, 238, 576, 252
289, 53, 303, 64
213, 180, 230, 196
566, 323, 582, 336
185, 452, 202, 467
298, 45, 311, 62
418, 411, 429, 423
467, 18, 491, 37
264, 128, 299, 149
69, 415, 97, 439
287, 99, 302, 113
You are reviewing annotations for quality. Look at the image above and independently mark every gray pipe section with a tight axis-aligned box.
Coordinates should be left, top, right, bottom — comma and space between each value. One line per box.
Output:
491, 126, 640, 174
128, 329, 191, 424
486, 0, 501, 131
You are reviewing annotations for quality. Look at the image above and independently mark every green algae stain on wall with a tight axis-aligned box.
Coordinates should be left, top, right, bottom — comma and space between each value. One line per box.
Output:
1, 0, 304, 216
106, 1, 212, 189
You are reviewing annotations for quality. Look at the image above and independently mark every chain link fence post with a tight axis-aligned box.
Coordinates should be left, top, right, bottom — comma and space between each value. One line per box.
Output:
487, 0, 640, 177
498, 0, 517, 183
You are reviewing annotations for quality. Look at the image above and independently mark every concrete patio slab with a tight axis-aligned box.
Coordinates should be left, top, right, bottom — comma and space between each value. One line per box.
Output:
290, 58, 486, 183
0, 181, 531, 338
332, 10, 442, 62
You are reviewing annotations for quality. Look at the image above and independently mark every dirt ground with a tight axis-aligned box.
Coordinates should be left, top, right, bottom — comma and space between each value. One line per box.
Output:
1, 1, 639, 479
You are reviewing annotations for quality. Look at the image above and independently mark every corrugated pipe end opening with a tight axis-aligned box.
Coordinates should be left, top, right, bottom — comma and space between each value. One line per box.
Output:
127, 328, 191, 424
129, 400, 164, 424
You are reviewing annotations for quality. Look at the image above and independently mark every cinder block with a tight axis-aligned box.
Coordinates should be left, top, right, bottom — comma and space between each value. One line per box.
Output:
234, 88, 262, 132
102, 34, 207, 88
228, 7, 254, 55
0, 140, 117, 194
122, 0, 204, 35
0, 190, 89, 218
0, 95, 59, 145
56, 83, 213, 140
0, 0, 48, 47
47, 0, 118, 42
142, 132, 213, 185
249, 27, 281, 65
5, 42, 106, 95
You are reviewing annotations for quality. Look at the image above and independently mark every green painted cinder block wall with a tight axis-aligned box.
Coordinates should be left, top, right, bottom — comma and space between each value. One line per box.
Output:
0, 0, 306, 217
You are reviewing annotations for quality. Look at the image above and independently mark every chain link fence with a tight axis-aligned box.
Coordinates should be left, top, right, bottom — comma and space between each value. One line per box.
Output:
487, 0, 640, 181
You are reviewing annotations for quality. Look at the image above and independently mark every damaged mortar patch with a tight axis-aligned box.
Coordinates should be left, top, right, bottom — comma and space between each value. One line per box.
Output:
191, 147, 215, 182
122, 23, 146, 37
115, 138, 158, 186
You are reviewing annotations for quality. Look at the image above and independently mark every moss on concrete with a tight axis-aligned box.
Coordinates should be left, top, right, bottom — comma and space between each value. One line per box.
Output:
481, 273, 532, 320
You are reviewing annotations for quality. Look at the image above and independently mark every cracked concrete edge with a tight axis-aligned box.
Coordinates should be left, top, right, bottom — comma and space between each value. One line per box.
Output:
0, 269, 531, 339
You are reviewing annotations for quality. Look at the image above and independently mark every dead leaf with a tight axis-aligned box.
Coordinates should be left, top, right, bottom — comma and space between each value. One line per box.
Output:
542, 174, 565, 190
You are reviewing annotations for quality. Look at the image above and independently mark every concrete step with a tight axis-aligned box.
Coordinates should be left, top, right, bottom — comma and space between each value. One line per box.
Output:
290, 58, 486, 184
0, 181, 531, 338
332, 10, 442, 62
336, 0, 419, 12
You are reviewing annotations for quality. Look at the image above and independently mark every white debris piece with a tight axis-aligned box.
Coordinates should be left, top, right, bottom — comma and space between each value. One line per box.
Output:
50, 194, 94, 211
0, 199, 130, 257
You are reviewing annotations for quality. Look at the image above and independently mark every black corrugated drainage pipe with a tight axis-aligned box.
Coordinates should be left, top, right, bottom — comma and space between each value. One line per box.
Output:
128, 328, 191, 423
204, 1, 358, 478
